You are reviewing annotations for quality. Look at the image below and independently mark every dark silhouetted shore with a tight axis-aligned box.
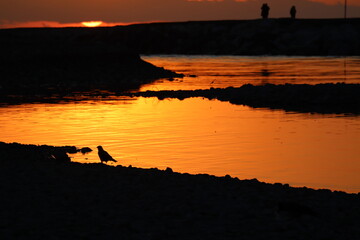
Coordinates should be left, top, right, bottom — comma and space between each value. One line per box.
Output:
125, 83, 360, 114
0, 141, 359, 239
0, 29, 182, 98
1, 19, 359, 104
119, 18, 360, 55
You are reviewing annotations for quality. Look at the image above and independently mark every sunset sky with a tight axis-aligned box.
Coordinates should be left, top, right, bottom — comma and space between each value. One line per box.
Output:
1, 0, 359, 28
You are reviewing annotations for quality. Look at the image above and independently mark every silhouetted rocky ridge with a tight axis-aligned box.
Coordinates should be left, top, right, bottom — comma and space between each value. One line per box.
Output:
0, 28, 182, 98
125, 83, 360, 114
0, 141, 359, 239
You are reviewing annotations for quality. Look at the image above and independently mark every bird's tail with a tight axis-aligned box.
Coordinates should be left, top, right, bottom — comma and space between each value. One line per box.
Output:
110, 159, 117, 162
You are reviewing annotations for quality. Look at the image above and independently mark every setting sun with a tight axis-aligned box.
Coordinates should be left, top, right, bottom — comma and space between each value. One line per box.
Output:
81, 21, 103, 27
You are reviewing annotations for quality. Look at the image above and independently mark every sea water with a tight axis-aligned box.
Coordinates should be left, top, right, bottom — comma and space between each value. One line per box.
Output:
1, 56, 359, 193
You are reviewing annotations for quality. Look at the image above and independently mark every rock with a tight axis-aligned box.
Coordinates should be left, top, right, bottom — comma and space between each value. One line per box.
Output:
50, 149, 71, 163
165, 167, 173, 173
80, 147, 93, 154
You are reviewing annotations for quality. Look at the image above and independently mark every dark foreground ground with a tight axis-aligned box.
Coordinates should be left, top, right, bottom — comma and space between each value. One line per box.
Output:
1, 142, 359, 239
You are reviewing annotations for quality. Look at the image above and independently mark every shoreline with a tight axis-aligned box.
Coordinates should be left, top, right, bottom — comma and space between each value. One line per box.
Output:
0, 31, 183, 98
1, 141, 359, 239
1, 83, 359, 115
125, 83, 360, 114
1, 20, 359, 105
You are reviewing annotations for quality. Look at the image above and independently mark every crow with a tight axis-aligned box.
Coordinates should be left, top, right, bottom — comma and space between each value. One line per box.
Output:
97, 146, 117, 164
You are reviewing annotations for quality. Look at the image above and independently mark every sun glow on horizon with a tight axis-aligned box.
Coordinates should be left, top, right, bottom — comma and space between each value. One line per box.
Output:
81, 21, 103, 27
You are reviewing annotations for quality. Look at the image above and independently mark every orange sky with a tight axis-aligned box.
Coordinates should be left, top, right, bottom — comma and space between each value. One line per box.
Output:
1, 0, 359, 28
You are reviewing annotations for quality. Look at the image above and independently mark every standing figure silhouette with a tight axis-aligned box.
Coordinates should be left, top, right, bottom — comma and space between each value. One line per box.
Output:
261, 3, 270, 19
290, 6, 297, 19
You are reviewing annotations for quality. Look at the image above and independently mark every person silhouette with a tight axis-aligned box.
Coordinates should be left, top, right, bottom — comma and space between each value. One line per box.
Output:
290, 6, 297, 19
261, 3, 270, 19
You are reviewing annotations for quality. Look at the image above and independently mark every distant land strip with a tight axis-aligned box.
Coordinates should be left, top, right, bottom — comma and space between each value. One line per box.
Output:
1, 18, 360, 56
115, 18, 360, 56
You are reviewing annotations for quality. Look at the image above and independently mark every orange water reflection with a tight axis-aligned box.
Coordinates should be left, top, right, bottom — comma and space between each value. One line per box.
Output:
1, 97, 359, 193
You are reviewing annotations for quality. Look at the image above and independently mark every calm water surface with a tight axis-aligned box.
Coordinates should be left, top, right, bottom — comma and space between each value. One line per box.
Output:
141, 55, 360, 90
1, 56, 359, 193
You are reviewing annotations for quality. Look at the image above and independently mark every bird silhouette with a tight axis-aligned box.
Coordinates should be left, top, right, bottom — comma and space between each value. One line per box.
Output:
97, 146, 117, 164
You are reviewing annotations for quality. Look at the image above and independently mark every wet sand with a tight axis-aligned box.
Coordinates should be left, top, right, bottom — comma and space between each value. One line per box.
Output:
1, 142, 359, 239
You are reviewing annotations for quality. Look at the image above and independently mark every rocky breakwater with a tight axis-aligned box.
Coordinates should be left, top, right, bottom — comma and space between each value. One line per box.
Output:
126, 83, 360, 114
0, 28, 182, 101
114, 18, 360, 55
0, 141, 359, 239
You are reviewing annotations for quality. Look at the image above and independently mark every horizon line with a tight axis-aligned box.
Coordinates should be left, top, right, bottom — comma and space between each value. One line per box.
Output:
1, 18, 360, 30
